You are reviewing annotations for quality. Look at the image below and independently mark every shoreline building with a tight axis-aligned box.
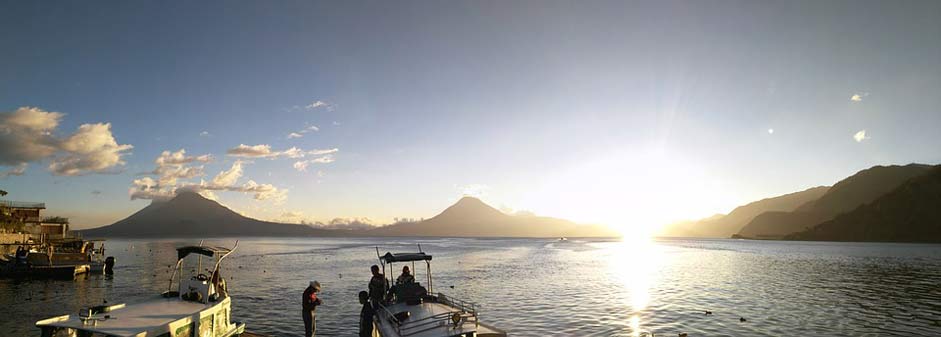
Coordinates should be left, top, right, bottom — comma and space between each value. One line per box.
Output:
0, 199, 71, 254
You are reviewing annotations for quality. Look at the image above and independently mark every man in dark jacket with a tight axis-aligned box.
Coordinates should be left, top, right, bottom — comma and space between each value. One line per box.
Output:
302, 281, 322, 337
368, 265, 387, 306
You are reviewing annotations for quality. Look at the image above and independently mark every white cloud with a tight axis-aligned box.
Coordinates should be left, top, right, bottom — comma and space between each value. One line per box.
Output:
853, 130, 869, 142
48, 123, 134, 176
311, 155, 335, 163
293, 155, 335, 171
0, 107, 134, 176
307, 148, 338, 156
286, 125, 320, 140
129, 176, 175, 201
305, 100, 336, 111
129, 154, 288, 204
293, 161, 311, 172
199, 131, 211, 137
211, 161, 244, 187
850, 92, 869, 102
226, 144, 274, 157
155, 149, 212, 166
227, 144, 338, 160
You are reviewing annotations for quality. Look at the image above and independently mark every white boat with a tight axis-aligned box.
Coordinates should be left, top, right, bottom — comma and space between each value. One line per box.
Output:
372, 249, 507, 337
36, 242, 248, 337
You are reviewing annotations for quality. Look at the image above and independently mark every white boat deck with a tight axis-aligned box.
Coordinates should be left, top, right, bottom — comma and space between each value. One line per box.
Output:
36, 295, 213, 337
376, 300, 506, 337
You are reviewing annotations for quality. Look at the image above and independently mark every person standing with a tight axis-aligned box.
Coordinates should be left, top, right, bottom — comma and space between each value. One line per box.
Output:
302, 281, 322, 337
358, 290, 374, 337
368, 265, 388, 306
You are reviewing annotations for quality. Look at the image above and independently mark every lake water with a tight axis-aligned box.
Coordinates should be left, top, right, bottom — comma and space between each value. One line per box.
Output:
3, 237, 941, 336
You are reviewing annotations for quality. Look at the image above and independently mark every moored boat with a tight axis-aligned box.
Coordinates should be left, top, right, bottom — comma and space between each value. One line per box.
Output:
371, 248, 507, 337
36, 241, 249, 337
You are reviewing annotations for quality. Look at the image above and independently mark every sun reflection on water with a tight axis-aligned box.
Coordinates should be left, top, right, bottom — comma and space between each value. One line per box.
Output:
607, 236, 664, 336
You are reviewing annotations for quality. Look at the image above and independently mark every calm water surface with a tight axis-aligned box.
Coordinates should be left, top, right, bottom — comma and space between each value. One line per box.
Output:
3, 237, 941, 336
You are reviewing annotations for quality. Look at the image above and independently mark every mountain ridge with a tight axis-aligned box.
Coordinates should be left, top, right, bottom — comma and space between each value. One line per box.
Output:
789, 165, 941, 242
736, 164, 936, 238
81, 191, 337, 238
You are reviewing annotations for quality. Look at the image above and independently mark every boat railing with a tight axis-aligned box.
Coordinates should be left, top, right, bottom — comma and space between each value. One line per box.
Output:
397, 310, 479, 336
436, 292, 478, 314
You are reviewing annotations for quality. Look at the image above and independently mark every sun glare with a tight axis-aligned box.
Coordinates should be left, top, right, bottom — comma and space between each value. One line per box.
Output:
523, 150, 731, 238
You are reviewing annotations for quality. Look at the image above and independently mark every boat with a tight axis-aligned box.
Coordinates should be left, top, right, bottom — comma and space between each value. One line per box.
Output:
0, 237, 113, 278
371, 248, 507, 337
36, 241, 250, 337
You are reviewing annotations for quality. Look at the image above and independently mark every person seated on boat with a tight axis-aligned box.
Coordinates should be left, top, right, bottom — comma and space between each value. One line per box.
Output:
358, 290, 374, 337
396, 265, 415, 285
15, 246, 27, 265
368, 265, 388, 307
302, 280, 322, 337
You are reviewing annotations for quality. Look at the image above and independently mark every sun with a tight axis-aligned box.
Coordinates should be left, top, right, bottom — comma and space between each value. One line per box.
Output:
522, 150, 729, 238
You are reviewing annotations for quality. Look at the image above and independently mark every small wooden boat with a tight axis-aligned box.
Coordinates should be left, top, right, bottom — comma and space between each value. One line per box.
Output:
36, 241, 251, 337
372, 249, 507, 337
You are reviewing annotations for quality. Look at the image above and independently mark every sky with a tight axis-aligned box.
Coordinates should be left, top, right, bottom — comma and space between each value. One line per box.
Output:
1, 0, 940, 233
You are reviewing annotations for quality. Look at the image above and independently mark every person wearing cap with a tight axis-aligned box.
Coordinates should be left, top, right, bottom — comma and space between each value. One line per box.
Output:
302, 280, 323, 337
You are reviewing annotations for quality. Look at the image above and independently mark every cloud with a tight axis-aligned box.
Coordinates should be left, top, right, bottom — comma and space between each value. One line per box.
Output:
293, 155, 335, 171
280, 211, 305, 220
129, 176, 175, 201
144, 149, 212, 186
0, 107, 134, 176
0, 107, 66, 166
850, 92, 869, 102
0, 164, 27, 178
227, 144, 338, 160
48, 123, 134, 176
458, 184, 490, 198
853, 130, 869, 142
91, 190, 102, 195
199, 131, 211, 137
293, 161, 311, 172
307, 217, 377, 230
130, 151, 286, 204
286, 125, 320, 140
211, 160, 244, 187
305, 100, 336, 111
155, 149, 212, 166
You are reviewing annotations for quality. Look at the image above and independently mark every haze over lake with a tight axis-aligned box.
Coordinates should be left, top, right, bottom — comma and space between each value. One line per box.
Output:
3, 237, 939, 336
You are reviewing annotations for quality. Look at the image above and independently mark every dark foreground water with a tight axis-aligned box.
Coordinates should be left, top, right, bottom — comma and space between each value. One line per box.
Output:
3, 237, 941, 336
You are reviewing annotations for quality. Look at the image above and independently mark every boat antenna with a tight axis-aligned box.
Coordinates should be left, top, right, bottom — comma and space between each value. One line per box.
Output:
375, 246, 384, 274
197, 239, 204, 275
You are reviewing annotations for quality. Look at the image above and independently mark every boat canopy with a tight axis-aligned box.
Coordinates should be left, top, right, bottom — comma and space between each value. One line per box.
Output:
177, 246, 232, 260
381, 252, 432, 263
